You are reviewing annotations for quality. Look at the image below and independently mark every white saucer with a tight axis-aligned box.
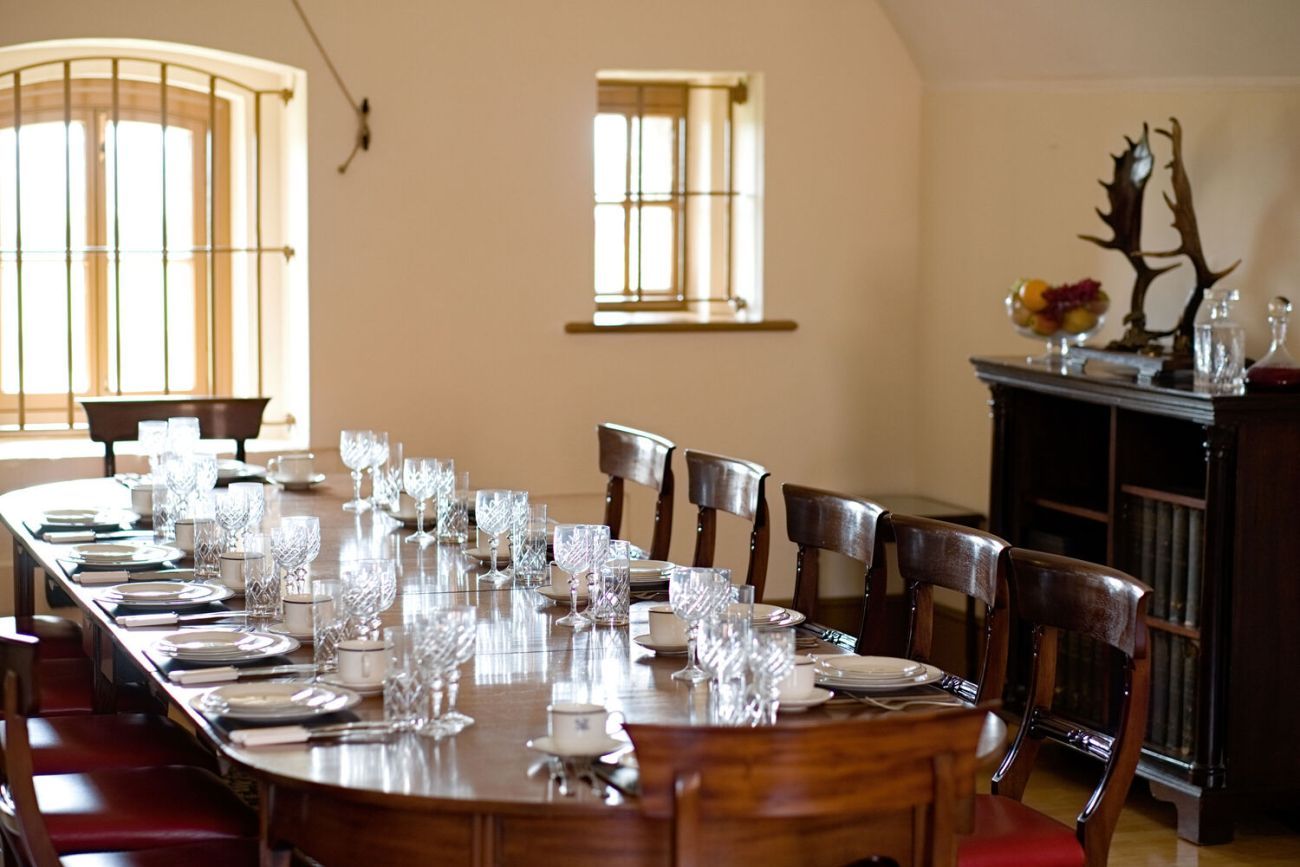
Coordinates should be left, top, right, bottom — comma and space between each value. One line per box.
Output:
318, 672, 383, 696
632, 634, 687, 656
525, 734, 625, 759
269, 473, 327, 491
778, 687, 833, 712
268, 622, 314, 642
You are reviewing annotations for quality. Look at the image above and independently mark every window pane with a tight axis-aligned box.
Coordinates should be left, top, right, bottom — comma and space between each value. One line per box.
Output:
0, 122, 90, 395
639, 115, 675, 199
593, 114, 627, 202
631, 205, 674, 293
105, 121, 197, 392
594, 204, 625, 295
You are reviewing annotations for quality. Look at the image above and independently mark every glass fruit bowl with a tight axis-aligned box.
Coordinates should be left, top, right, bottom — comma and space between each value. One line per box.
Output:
1006, 278, 1109, 364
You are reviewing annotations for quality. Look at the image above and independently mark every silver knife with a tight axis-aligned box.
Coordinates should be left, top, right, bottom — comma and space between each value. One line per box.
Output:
168, 663, 318, 685
117, 610, 248, 628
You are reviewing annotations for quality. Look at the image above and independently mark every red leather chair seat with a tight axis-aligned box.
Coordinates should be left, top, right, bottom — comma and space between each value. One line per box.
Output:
60, 837, 259, 866
32, 766, 256, 854
8, 714, 215, 774
958, 794, 1085, 867
0, 616, 86, 659
39, 658, 96, 716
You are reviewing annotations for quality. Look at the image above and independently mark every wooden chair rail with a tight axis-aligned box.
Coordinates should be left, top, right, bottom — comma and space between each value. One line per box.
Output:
685, 449, 771, 600
597, 423, 675, 561
80, 396, 270, 476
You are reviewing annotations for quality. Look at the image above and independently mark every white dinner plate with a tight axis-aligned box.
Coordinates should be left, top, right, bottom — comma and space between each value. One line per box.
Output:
155, 629, 300, 664
41, 508, 138, 528
754, 609, 806, 631
750, 603, 785, 622
101, 581, 234, 609
269, 473, 327, 491
628, 559, 674, 576
525, 734, 626, 759
66, 542, 184, 569
778, 687, 834, 712
814, 660, 944, 691
815, 655, 925, 679
192, 681, 361, 721
632, 634, 687, 656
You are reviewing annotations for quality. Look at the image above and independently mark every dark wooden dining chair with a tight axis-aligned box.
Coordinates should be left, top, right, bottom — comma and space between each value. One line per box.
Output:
684, 450, 771, 600
80, 396, 270, 476
627, 706, 991, 867
959, 550, 1151, 867
0, 634, 258, 866
597, 423, 675, 561
889, 514, 1010, 704
782, 483, 889, 654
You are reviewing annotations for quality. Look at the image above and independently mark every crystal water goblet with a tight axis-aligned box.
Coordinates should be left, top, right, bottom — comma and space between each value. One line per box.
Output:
403, 457, 438, 545
441, 605, 477, 733
311, 579, 348, 671
474, 490, 512, 586
366, 431, 390, 513
193, 452, 219, 499
506, 491, 529, 577
589, 539, 631, 626
552, 524, 591, 629
434, 460, 458, 542
514, 504, 549, 585
384, 625, 427, 732
373, 441, 404, 529
214, 488, 250, 552
273, 515, 320, 595
670, 567, 733, 683
163, 452, 197, 520
414, 610, 460, 739
748, 630, 796, 725
138, 420, 168, 480
340, 559, 394, 641
700, 608, 753, 725
192, 515, 223, 582
243, 534, 281, 630
340, 429, 374, 512
229, 482, 265, 537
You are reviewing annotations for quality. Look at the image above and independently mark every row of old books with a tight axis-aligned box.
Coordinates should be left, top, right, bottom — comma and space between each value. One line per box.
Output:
1128, 495, 1204, 628
1150, 633, 1198, 758
1052, 631, 1108, 729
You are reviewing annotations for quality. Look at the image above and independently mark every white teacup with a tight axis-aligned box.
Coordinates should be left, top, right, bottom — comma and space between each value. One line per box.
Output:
548, 702, 620, 753
282, 592, 332, 635
218, 550, 263, 592
267, 453, 315, 483
173, 519, 196, 553
647, 605, 687, 646
130, 484, 152, 517
777, 656, 817, 701
337, 638, 390, 686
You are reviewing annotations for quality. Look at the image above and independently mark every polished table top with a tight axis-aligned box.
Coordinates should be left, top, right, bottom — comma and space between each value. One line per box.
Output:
1, 476, 1005, 818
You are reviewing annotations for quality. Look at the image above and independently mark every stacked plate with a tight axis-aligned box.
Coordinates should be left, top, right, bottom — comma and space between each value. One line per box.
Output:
154, 629, 300, 665
40, 507, 139, 529
64, 541, 184, 570
101, 581, 233, 609
812, 655, 943, 692
191, 682, 360, 722
744, 603, 808, 631
628, 559, 673, 586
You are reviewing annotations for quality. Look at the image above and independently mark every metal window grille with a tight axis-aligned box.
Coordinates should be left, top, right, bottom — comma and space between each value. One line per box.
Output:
0, 56, 293, 433
594, 79, 746, 312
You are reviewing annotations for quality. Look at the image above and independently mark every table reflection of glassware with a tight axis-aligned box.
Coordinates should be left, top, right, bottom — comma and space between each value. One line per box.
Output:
442, 606, 478, 733
474, 490, 512, 586
340, 429, 374, 512
414, 610, 460, 740
669, 567, 733, 683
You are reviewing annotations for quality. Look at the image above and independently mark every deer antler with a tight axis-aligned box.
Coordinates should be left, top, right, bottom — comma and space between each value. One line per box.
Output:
1141, 118, 1242, 352
1078, 124, 1179, 350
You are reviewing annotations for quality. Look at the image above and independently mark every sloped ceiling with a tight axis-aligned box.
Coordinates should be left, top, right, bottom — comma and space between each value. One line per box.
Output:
877, 0, 1300, 85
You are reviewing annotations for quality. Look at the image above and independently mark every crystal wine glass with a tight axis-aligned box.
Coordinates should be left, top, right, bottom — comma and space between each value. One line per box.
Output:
474, 489, 512, 586
138, 420, 168, 481
229, 482, 265, 538
373, 441, 404, 529
340, 429, 374, 512
552, 524, 591, 629
669, 567, 733, 683
272, 515, 320, 595
441, 605, 478, 733
193, 452, 219, 498
748, 630, 796, 725
214, 488, 250, 552
366, 431, 390, 513
340, 559, 394, 641
163, 453, 197, 520
167, 416, 200, 454
403, 457, 437, 545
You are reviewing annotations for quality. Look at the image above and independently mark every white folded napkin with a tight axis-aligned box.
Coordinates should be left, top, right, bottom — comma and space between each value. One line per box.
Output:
77, 570, 130, 586
168, 666, 239, 685
46, 530, 96, 543
118, 612, 180, 628
230, 725, 310, 747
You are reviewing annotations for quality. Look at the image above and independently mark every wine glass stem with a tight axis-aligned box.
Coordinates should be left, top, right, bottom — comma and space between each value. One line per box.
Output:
447, 671, 460, 714
687, 627, 699, 672
416, 501, 426, 536
568, 572, 580, 619
489, 536, 499, 574
351, 470, 363, 505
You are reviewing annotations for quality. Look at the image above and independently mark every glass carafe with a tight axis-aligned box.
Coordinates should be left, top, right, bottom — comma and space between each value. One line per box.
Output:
1246, 296, 1300, 391
1193, 288, 1245, 395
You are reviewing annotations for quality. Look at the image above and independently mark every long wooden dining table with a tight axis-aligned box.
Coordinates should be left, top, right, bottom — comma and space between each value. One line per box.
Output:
0, 476, 1005, 867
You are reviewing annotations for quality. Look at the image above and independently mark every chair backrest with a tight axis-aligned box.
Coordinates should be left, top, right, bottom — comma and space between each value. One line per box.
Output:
889, 513, 1011, 704
80, 396, 271, 475
993, 549, 1151, 866
782, 483, 889, 654
597, 423, 675, 560
627, 706, 990, 867
0, 634, 61, 867
684, 450, 771, 600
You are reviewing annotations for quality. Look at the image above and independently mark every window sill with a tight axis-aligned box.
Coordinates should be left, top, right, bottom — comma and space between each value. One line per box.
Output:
565, 314, 797, 334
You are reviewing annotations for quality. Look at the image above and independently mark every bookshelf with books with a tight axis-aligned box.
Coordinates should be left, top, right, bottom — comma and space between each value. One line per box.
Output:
974, 356, 1300, 845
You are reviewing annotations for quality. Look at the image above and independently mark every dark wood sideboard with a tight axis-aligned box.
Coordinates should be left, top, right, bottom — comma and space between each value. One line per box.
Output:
973, 356, 1300, 845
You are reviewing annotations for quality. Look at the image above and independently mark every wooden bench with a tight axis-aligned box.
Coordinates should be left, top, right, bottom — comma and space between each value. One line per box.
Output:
80, 396, 271, 476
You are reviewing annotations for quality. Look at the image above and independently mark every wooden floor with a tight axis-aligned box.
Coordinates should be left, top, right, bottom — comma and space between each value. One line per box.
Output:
995, 747, 1300, 865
